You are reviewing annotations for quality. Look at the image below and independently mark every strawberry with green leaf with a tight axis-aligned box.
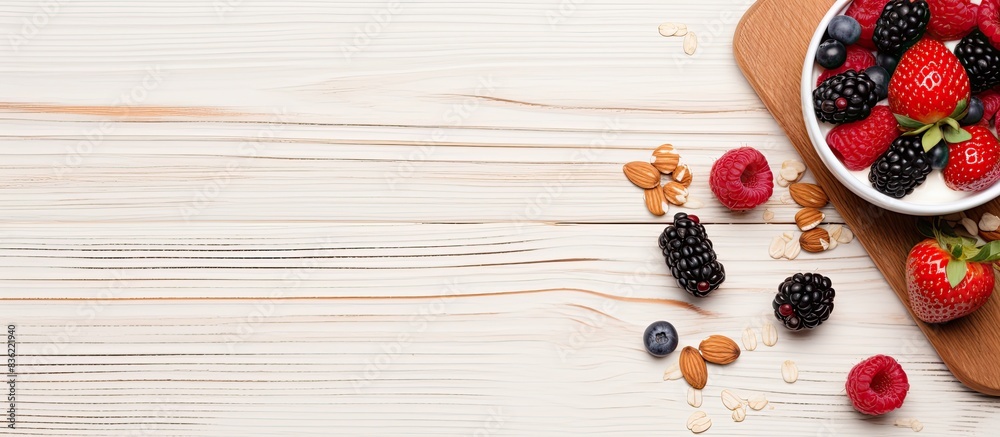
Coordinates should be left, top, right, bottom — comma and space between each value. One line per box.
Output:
906, 220, 999, 324
888, 38, 973, 152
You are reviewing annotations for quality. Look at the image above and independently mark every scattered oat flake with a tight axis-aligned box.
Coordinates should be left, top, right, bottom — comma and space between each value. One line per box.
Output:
741, 327, 758, 351
783, 241, 801, 260
780, 193, 794, 204
686, 411, 711, 434
768, 236, 785, 259
683, 197, 704, 209
980, 213, 1000, 232
837, 226, 854, 243
731, 406, 746, 422
781, 360, 798, 383
675, 24, 689, 36
761, 322, 778, 346
658, 22, 679, 37
961, 217, 978, 237
747, 393, 768, 411
683, 32, 697, 55
721, 389, 743, 410
911, 419, 923, 432
664, 363, 683, 381
687, 387, 702, 408
763, 209, 775, 222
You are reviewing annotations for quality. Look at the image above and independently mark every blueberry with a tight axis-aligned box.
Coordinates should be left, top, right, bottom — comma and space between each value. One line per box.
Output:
876, 52, 900, 75
865, 66, 890, 101
827, 15, 861, 45
816, 39, 847, 69
643, 321, 678, 357
961, 96, 984, 126
925, 141, 949, 170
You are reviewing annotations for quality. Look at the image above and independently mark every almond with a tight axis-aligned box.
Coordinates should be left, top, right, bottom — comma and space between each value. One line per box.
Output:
662, 181, 689, 206
698, 335, 740, 365
789, 183, 828, 208
679, 346, 708, 389
651, 144, 680, 174
644, 187, 667, 216
794, 207, 825, 231
800, 228, 830, 253
624, 161, 661, 189
672, 164, 693, 187
980, 229, 1000, 242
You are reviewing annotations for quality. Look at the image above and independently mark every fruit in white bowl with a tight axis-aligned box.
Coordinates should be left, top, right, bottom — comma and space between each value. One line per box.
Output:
801, 0, 1000, 215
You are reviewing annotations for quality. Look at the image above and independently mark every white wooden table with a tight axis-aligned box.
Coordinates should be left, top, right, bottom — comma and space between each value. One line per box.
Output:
1, 0, 998, 435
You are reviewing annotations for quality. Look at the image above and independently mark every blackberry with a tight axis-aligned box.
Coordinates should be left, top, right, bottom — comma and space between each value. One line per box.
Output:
658, 213, 725, 297
869, 135, 932, 198
812, 70, 879, 124
955, 29, 1000, 93
772, 273, 835, 331
872, 0, 929, 55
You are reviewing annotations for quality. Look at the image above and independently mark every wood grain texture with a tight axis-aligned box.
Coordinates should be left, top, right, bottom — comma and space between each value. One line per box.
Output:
0, 0, 996, 434
734, 0, 1000, 395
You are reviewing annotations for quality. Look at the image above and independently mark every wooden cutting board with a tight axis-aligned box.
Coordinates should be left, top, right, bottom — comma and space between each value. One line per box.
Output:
734, 0, 1000, 395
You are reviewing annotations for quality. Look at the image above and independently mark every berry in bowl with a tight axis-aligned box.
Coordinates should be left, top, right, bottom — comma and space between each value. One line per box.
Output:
801, 0, 1000, 215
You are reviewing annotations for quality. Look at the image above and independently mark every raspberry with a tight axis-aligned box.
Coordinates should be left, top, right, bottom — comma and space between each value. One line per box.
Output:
846, 0, 892, 50
817, 46, 876, 86
979, 0, 1000, 48
708, 147, 773, 211
979, 89, 1000, 125
845, 355, 909, 415
927, 0, 977, 40
826, 106, 900, 170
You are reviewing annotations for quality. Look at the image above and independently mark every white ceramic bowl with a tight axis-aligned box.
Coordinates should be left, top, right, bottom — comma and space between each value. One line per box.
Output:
801, 0, 1000, 216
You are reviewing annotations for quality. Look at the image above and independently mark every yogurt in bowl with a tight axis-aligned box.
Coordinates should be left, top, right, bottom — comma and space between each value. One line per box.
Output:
800, 0, 1000, 216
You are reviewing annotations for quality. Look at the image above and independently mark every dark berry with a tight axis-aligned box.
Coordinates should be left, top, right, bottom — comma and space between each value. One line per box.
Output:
813, 70, 879, 124
869, 135, 932, 198
872, 0, 930, 55
876, 51, 900, 74
828, 15, 862, 45
955, 30, 1000, 93
772, 273, 835, 330
658, 212, 725, 298
643, 321, 679, 357
961, 96, 984, 126
817, 39, 848, 69
864, 65, 890, 100
925, 141, 949, 169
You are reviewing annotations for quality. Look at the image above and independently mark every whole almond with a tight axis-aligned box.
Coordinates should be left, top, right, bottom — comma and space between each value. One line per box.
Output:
789, 183, 828, 208
672, 164, 693, 187
679, 346, 708, 389
698, 335, 740, 365
644, 187, 667, 216
794, 207, 825, 231
800, 228, 830, 253
662, 181, 689, 206
651, 144, 680, 174
980, 229, 1000, 242
624, 161, 661, 189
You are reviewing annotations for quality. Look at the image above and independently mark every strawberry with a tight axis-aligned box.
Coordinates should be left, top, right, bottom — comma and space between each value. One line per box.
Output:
826, 106, 900, 170
817, 46, 876, 86
906, 221, 1000, 323
943, 124, 1000, 191
846, 0, 892, 50
926, 0, 977, 40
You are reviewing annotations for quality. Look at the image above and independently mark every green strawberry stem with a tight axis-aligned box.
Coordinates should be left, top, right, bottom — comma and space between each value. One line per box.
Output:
920, 218, 1000, 287
895, 99, 972, 152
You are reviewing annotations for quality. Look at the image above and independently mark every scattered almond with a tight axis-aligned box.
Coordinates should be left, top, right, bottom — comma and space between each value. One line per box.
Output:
794, 207, 825, 231
980, 229, 1000, 242
663, 363, 683, 381
747, 393, 768, 410
768, 236, 786, 259
731, 406, 746, 422
644, 187, 667, 216
721, 389, 743, 410
663, 181, 690, 206
686, 411, 710, 434
687, 387, 703, 408
651, 144, 680, 174
783, 239, 801, 260
679, 346, 708, 389
658, 22, 679, 37
781, 360, 798, 383
683, 32, 698, 55
789, 183, 828, 208
624, 161, 661, 189
741, 327, 758, 351
761, 322, 778, 347
981, 213, 1000, 232
800, 228, 830, 253
673, 164, 693, 187
698, 335, 741, 365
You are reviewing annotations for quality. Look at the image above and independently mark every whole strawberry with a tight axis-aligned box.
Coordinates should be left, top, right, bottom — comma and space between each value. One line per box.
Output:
906, 221, 999, 323
943, 124, 1000, 191
889, 38, 973, 150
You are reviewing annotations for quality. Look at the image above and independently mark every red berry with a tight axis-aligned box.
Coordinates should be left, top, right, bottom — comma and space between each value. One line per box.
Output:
708, 147, 774, 211
979, 89, 1000, 125
778, 304, 794, 317
943, 124, 1000, 191
927, 0, 977, 40
687, 214, 700, 224
846, 0, 891, 50
846, 355, 909, 416
817, 46, 876, 86
980, 0, 1000, 49
889, 38, 971, 125
696, 281, 710, 293
835, 97, 848, 110
906, 238, 995, 323
826, 106, 900, 171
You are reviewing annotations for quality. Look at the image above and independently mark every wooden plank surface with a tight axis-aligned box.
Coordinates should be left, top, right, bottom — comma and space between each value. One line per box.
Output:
0, 0, 997, 434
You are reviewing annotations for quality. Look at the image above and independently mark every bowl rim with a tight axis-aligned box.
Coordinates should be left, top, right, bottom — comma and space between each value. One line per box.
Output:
799, 0, 1000, 216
